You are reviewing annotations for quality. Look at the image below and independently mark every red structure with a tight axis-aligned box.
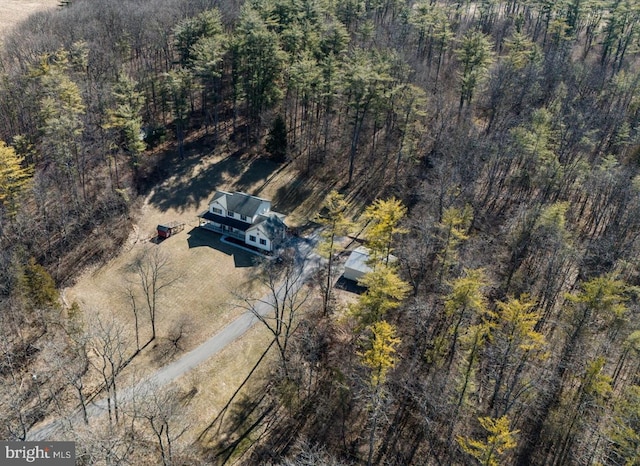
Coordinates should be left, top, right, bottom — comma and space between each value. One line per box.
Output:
157, 221, 185, 239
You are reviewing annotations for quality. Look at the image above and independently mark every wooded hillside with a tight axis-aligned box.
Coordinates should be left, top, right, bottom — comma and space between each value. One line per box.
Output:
1, 0, 639, 464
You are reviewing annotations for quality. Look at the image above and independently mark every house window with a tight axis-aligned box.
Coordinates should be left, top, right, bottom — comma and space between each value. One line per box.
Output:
249, 235, 256, 242
212, 207, 223, 215
228, 211, 235, 217
240, 214, 248, 221
259, 239, 267, 246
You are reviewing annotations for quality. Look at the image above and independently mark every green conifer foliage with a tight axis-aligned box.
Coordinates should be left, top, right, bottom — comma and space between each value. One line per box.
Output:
457, 415, 519, 466
0, 141, 33, 216
265, 114, 288, 162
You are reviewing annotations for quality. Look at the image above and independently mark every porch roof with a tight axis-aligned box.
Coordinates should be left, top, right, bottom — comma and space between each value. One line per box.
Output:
198, 211, 251, 232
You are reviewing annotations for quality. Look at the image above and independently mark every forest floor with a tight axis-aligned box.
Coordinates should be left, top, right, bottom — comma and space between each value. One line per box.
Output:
0, 0, 59, 35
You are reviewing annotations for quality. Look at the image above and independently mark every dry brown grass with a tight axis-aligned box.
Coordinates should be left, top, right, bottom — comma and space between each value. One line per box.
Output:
0, 2, 333, 452
65, 151, 275, 360
64, 205, 260, 355
174, 322, 275, 444
58, 141, 327, 441
0, 0, 59, 36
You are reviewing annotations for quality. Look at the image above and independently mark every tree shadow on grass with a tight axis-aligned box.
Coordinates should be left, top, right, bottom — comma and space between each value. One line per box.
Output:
202, 384, 276, 465
145, 137, 281, 214
271, 178, 314, 214
269, 175, 333, 218
234, 157, 282, 193
186, 228, 257, 268
147, 152, 241, 214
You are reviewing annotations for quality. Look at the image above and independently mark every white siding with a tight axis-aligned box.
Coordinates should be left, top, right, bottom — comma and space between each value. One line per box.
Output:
246, 225, 272, 251
343, 265, 368, 282
209, 200, 226, 216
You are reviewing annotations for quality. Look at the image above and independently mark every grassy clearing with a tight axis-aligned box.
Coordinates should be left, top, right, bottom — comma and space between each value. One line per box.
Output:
65, 143, 323, 355
64, 220, 261, 355
65, 151, 274, 366
0, 0, 59, 35
57, 139, 330, 438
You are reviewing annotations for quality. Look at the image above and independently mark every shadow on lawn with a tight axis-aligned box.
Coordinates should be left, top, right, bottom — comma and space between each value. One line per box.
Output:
186, 228, 256, 268
269, 174, 331, 218
145, 138, 282, 213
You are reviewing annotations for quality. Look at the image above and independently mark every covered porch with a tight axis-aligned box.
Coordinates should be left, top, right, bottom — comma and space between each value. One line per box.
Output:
198, 211, 248, 242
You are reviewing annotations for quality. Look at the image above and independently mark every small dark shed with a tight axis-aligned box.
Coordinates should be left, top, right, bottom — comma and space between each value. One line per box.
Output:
157, 221, 185, 238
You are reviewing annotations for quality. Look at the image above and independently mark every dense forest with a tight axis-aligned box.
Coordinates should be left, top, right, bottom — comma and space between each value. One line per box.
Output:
1, 0, 640, 464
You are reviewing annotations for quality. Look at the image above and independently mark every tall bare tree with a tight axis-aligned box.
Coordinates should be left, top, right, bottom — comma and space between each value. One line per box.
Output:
241, 247, 311, 378
132, 246, 178, 343
89, 315, 129, 425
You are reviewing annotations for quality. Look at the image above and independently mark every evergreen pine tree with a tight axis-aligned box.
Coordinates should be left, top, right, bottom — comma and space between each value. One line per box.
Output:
265, 114, 288, 162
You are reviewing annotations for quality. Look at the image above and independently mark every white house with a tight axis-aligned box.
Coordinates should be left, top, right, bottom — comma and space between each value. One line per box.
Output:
198, 191, 287, 252
343, 246, 397, 282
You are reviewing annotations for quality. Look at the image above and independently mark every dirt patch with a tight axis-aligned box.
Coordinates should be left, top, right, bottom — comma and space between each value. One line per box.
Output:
0, 0, 59, 36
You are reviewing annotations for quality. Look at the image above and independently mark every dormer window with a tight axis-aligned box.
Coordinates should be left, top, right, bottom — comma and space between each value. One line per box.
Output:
240, 214, 248, 221
228, 211, 235, 217
212, 207, 223, 215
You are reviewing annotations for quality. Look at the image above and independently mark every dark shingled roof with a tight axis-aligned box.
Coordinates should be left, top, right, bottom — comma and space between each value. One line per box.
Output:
252, 214, 286, 236
222, 192, 267, 218
199, 211, 252, 231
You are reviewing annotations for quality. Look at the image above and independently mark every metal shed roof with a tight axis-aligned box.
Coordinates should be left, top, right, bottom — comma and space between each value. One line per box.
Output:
344, 246, 373, 275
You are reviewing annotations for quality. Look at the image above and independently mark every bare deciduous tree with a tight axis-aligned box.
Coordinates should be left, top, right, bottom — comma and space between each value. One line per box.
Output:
89, 315, 129, 425
45, 337, 91, 425
131, 384, 189, 466
131, 246, 178, 343
241, 247, 311, 378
